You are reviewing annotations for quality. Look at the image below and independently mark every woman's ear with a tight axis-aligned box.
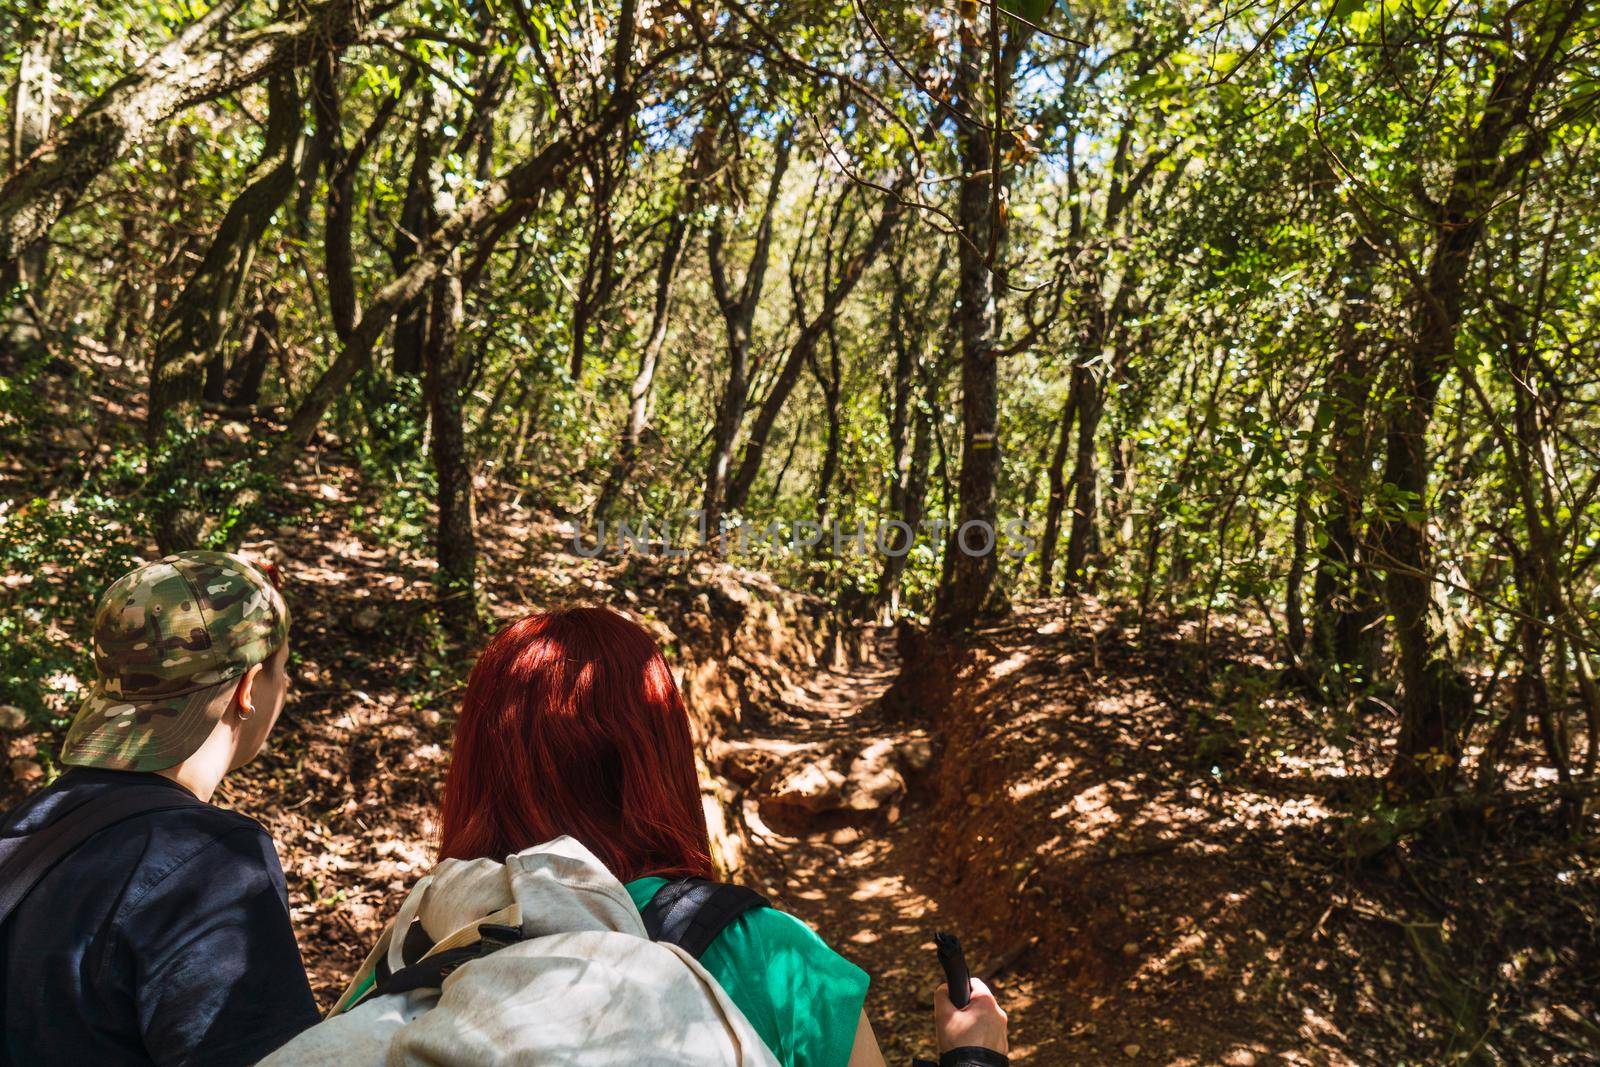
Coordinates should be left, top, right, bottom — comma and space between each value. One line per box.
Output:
234, 662, 264, 721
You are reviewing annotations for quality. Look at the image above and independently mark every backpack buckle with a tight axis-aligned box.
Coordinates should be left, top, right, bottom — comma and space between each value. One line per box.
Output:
476, 923, 524, 955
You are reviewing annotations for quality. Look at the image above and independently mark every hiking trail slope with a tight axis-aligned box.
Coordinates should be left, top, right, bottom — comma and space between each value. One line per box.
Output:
8, 442, 1595, 1066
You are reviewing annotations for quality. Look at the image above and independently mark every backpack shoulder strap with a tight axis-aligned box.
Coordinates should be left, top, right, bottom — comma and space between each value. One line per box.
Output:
641, 878, 770, 960
0, 787, 197, 930
352, 923, 524, 1010
347, 878, 771, 1012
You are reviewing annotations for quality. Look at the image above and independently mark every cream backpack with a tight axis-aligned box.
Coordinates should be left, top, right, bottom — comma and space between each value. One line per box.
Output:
262, 836, 779, 1066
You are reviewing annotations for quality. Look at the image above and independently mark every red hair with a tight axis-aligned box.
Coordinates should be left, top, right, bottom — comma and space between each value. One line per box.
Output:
438, 607, 714, 883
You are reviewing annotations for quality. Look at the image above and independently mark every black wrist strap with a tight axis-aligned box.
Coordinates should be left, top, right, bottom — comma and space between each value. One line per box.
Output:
911, 1049, 1010, 1067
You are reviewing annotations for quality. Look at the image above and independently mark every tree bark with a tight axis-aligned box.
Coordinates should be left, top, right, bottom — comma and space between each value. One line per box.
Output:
390, 111, 442, 378
227, 296, 280, 408
874, 246, 948, 615
415, 15, 509, 638
591, 118, 722, 524
812, 326, 844, 526
1043, 103, 1169, 595
423, 254, 476, 637
570, 156, 620, 382
933, 0, 1011, 634
722, 138, 927, 514
311, 54, 358, 342
1459, 270, 1589, 800
1061, 364, 1105, 592
2, 24, 57, 362
1285, 465, 1312, 666
877, 392, 934, 616
1309, 236, 1383, 681
1036, 384, 1077, 594
1059, 267, 1138, 593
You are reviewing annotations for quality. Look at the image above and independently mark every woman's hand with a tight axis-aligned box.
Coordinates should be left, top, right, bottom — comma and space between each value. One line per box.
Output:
934, 976, 1008, 1053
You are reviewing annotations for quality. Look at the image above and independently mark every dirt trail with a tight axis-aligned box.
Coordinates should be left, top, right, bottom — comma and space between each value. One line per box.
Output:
739, 634, 937, 1051
729, 630, 1063, 1064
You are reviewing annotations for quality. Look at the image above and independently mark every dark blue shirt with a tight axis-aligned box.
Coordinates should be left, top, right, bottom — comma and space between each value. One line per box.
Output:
0, 768, 319, 1066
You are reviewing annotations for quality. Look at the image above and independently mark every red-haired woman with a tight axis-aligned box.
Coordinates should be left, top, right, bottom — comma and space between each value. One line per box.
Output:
434, 606, 888, 1067
405, 607, 1008, 1066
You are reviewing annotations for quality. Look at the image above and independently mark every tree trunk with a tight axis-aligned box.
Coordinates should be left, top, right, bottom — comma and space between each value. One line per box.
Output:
813, 330, 844, 526
933, 0, 1013, 634
570, 157, 619, 382
390, 112, 441, 378
1310, 236, 1382, 682
227, 296, 280, 408
593, 120, 720, 523
1462, 275, 1589, 801
1059, 268, 1136, 593
884, 263, 917, 513
2, 25, 57, 363
1378, 330, 1462, 797
311, 53, 358, 342
592, 150, 704, 524
874, 246, 946, 615
1105, 404, 1144, 552
1036, 384, 1077, 594
281, 90, 638, 453
701, 130, 792, 533
1285, 477, 1311, 666
1380, 1, 1584, 795
723, 148, 923, 514
1061, 369, 1104, 592
423, 254, 476, 637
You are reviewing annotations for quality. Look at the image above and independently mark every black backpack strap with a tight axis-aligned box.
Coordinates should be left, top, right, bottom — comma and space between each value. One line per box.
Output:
347, 878, 768, 1011
914, 1050, 1010, 1067
0, 787, 197, 930
641, 878, 769, 959
352, 923, 524, 1010
370, 918, 433, 990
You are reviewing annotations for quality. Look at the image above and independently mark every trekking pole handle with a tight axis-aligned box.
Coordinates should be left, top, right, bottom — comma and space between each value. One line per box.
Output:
934, 932, 971, 1009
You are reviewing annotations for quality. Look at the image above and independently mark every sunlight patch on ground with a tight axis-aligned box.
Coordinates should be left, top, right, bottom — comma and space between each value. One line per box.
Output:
990, 651, 1032, 679
848, 875, 907, 902
1009, 753, 1077, 800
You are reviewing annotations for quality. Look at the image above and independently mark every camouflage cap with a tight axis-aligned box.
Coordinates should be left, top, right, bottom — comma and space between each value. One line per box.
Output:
60, 551, 290, 772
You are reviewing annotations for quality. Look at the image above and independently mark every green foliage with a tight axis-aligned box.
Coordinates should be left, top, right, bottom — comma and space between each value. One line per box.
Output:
6, 0, 1600, 803
144, 423, 281, 548
0, 472, 143, 732
998, 0, 1057, 25
343, 374, 435, 553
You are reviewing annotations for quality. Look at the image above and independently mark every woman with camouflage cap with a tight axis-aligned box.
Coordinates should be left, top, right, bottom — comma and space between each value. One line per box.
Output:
0, 551, 319, 1066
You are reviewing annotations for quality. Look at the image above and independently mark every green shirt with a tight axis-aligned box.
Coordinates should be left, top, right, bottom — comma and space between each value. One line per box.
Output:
626, 876, 870, 1067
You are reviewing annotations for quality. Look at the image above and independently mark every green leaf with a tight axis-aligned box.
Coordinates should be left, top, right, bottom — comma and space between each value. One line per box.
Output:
999, 0, 1057, 25
1127, 72, 1163, 98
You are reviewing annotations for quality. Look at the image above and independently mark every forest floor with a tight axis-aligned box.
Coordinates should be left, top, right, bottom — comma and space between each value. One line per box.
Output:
879, 604, 1600, 1066
5, 371, 1598, 1064
168, 472, 1600, 1065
